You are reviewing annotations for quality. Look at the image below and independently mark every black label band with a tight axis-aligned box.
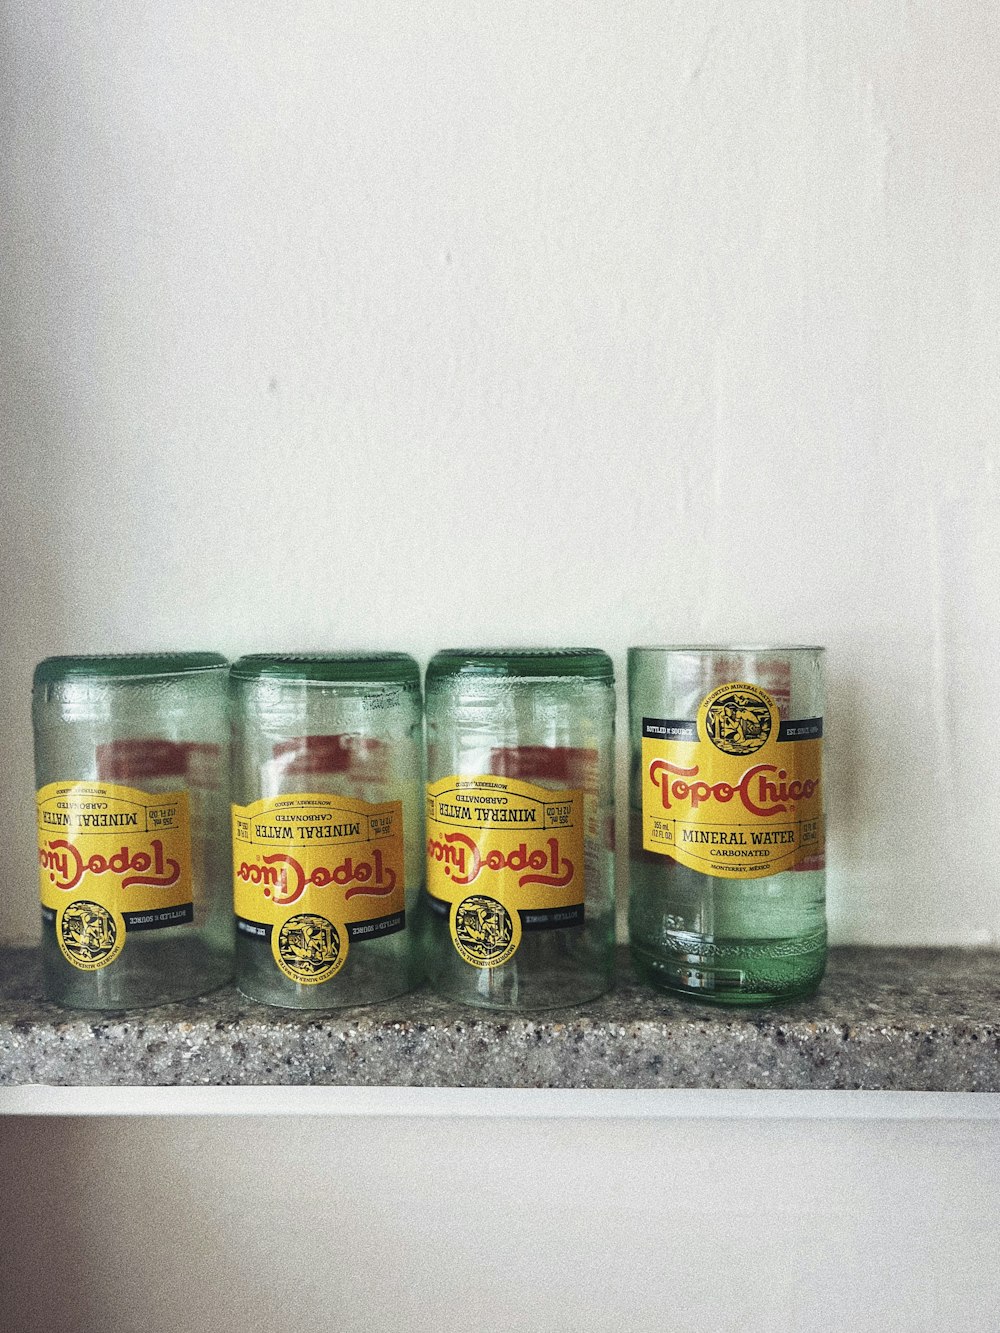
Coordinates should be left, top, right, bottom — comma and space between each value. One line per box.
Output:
346, 911, 406, 941
643, 715, 823, 742
237, 916, 272, 941
236, 911, 406, 944
41, 903, 193, 932
777, 718, 823, 741
642, 717, 698, 741
423, 890, 584, 932
519, 903, 585, 931
124, 903, 194, 932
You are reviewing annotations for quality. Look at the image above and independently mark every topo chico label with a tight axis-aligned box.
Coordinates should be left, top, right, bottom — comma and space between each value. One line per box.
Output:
232, 793, 405, 986
641, 682, 824, 879
426, 774, 585, 969
37, 780, 194, 971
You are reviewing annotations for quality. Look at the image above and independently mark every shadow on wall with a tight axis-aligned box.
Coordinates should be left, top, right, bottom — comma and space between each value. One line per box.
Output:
0, 22, 111, 945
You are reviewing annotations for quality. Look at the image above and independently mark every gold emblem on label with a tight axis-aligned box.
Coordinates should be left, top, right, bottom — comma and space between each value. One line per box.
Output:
58, 900, 125, 971
451, 894, 521, 969
274, 913, 346, 985
702, 682, 775, 756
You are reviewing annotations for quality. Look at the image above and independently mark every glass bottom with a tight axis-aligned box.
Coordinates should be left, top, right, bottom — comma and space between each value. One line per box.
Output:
631, 932, 827, 1007
43, 933, 233, 1010
419, 910, 613, 1013
427, 963, 612, 1013
235, 928, 418, 1010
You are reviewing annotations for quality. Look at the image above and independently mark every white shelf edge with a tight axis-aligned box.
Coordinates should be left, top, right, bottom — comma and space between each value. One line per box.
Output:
2, 1086, 1000, 1120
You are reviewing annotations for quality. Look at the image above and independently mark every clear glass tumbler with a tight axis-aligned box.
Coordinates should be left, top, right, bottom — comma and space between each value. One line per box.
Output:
230, 653, 422, 1008
628, 646, 826, 1005
33, 653, 233, 1008
422, 648, 615, 1011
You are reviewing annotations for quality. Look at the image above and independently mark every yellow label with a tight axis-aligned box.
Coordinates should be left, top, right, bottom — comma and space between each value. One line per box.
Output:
426, 774, 585, 968
232, 793, 405, 986
640, 682, 824, 879
37, 780, 193, 971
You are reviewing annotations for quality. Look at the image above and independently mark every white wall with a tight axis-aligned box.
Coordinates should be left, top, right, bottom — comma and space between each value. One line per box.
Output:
2, 1, 999, 946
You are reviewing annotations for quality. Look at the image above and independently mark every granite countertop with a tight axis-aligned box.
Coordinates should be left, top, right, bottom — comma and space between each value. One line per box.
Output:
1, 945, 998, 1090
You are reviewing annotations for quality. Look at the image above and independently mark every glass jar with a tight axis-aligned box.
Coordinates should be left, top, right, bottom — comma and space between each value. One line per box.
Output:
628, 646, 826, 1004
33, 653, 233, 1008
422, 648, 615, 1010
230, 653, 422, 1008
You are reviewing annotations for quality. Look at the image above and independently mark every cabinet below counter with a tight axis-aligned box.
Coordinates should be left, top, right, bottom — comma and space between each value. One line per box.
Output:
0, 946, 998, 1091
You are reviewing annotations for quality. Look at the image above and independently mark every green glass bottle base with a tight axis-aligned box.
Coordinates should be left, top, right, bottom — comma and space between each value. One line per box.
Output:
631, 937, 826, 1007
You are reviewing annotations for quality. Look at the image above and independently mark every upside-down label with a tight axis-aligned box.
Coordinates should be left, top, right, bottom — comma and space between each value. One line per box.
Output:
232, 793, 405, 986
641, 682, 824, 879
426, 775, 585, 969
37, 780, 194, 971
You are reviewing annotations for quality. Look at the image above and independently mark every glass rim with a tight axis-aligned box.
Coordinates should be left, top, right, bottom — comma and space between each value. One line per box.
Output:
33, 653, 228, 687
427, 648, 614, 684
628, 644, 825, 655
229, 652, 420, 685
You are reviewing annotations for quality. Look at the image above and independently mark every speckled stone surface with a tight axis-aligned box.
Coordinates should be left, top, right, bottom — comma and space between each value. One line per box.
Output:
1, 946, 998, 1089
